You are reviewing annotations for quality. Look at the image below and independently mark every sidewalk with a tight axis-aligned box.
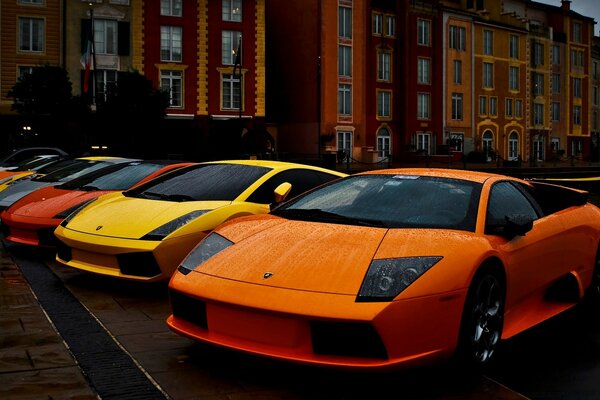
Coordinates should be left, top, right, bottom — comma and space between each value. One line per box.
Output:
0, 242, 98, 400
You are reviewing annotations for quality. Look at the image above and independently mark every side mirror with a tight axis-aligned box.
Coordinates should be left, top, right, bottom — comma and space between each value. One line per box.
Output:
271, 182, 292, 210
502, 214, 534, 238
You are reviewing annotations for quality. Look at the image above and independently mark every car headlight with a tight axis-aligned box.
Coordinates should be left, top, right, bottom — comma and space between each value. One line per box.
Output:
140, 210, 209, 241
178, 232, 233, 275
356, 256, 443, 302
57, 199, 98, 224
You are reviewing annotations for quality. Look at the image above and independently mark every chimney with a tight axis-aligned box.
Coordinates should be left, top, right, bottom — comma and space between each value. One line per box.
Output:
561, 0, 571, 12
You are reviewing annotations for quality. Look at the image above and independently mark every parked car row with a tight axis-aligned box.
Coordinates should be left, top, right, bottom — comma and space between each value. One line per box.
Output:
2, 151, 600, 371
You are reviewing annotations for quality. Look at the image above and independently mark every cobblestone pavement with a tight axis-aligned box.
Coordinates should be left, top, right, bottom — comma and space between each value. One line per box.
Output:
0, 240, 532, 400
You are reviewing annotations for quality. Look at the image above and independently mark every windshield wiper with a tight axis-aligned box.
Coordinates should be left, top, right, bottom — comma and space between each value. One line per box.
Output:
135, 192, 194, 202
79, 185, 100, 191
274, 208, 388, 228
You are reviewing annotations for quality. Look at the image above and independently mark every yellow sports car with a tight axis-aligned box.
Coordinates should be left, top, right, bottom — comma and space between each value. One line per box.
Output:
54, 160, 346, 282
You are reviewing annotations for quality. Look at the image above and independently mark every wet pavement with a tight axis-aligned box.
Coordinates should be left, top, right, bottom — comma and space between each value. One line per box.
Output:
0, 240, 527, 400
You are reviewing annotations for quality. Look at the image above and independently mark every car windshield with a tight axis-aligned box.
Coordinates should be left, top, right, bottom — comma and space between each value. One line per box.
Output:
125, 163, 272, 201
35, 159, 115, 183
58, 162, 164, 191
7, 155, 59, 171
273, 174, 482, 231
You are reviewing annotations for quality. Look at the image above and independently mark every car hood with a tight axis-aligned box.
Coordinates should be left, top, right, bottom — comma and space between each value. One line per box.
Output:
0, 181, 52, 208
64, 194, 231, 239
194, 216, 481, 296
9, 187, 113, 219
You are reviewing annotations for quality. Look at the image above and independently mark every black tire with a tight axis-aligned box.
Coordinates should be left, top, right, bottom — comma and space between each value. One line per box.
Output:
457, 269, 505, 367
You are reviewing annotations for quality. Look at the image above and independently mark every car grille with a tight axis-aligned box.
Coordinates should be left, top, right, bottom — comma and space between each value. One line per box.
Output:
310, 321, 388, 360
117, 252, 161, 278
169, 290, 208, 329
56, 242, 72, 262
170, 288, 388, 361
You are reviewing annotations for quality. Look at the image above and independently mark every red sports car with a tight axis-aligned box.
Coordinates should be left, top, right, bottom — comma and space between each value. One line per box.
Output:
0, 160, 192, 247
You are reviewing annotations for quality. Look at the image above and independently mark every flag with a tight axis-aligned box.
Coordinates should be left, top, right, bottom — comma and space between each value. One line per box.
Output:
80, 38, 92, 93
80, 10, 94, 94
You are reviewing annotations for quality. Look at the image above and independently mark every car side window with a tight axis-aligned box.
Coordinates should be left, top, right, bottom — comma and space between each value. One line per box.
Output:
246, 169, 337, 204
485, 181, 540, 231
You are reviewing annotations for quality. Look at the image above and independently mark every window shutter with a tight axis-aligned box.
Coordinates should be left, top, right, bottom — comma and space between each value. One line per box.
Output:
118, 21, 130, 56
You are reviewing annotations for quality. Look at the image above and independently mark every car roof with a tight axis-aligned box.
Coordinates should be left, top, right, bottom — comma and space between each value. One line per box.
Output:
355, 168, 518, 184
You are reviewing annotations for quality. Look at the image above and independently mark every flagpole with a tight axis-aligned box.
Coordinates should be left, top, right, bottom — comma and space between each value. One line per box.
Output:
90, 6, 97, 109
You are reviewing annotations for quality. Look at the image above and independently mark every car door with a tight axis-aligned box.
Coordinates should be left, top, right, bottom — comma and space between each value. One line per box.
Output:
485, 181, 568, 329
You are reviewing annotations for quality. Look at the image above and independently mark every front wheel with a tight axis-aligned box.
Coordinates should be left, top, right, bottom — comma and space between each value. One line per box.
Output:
457, 270, 505, 366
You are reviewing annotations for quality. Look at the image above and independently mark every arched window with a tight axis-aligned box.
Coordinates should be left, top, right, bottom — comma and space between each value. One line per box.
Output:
508, 131, 519, 161
377, 128, 391, 159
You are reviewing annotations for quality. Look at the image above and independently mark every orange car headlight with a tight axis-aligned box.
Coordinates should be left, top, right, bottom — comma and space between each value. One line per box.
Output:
177, 232, 233, 275
356, 256, 442, 302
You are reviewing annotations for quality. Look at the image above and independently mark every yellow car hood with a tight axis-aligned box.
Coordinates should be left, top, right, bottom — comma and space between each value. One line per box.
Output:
65, 193, 231, 239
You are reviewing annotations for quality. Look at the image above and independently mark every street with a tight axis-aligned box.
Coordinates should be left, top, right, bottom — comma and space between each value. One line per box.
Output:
3, 240, 600, 399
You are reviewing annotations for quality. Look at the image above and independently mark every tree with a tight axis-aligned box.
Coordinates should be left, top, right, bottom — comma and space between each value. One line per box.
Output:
96, 70, 169, 158
8, 65, 73, 116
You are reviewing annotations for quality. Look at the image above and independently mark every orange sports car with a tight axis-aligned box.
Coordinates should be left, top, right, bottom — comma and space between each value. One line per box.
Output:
1, 160, 192, 247
167, 168, 600, 369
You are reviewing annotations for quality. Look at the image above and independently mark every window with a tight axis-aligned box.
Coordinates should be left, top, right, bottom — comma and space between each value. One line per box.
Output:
417, 93, 430, 119
486, 182, 539, 233
385, 15, 395, 37
160, 70, 183, 107
483, 30, 493, 55
594, 86, 599, 106
505, 98, 513, 117
94, 19, 118, 55
18, 66, 34, 79
160, 26, 182, 62
573, 22, 582, 43
508, 132, 519, 161
373, 13, 382, 35
222, 73, 241, 110
338, 84, 352, 115
416, 132, 430, 153
552, 44, 560, 64
453, 60, 462, 84
552, 73, 560, 93
573, 78, 582, 98
533, 73, 544, 96
509, 66, 519, 91
339, 45, 352, 77
417, 19, 430, 46
95, 70, 118, 102
417, 58, 430, 84
18, 0, 44, 4
571, 49, 584, 68
489, 97, 497, 116
449, 25, 465, 51
533, 136, 544, 161
223, 0, 242, 22
594, 61, 599, 80
452, 93, 463, 120
377, 90, 391, 118
533, 103, 544, 125
161, 0, 182, 16
483, 62, 493, 88
222, 31, 242, 65
574, 105, 582, 125
533, 42, 544, 65
339, 6, 352, 38
479, 96, 487, 116
482, 131, 493, 159
378, 51, 391, 81
594, 110, 598, 131
377, 128, 391, 158
247, 169, 340, 204
515, 99, 523, 118
337, 131, 352, 160
509, 35, 519, 59
18, 17, 44, 52
552, 102, 560, 121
